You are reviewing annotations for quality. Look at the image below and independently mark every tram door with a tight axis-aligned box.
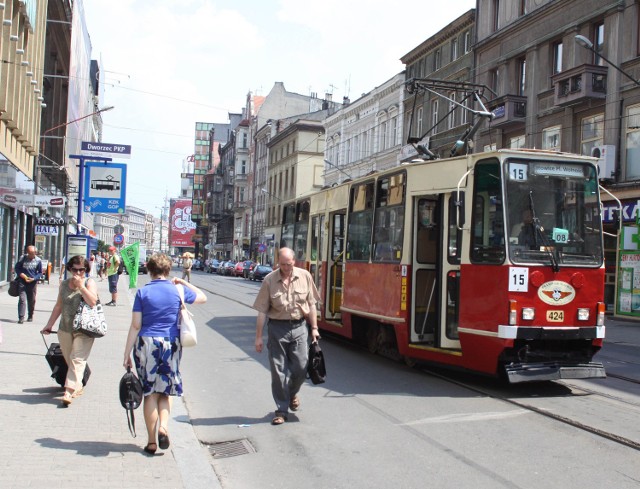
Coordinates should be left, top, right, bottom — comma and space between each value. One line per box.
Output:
325, 211, 345, 321
411, 195, 461, 349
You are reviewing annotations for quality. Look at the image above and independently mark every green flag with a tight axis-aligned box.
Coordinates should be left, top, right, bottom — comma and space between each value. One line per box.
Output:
120, 242, 140, 288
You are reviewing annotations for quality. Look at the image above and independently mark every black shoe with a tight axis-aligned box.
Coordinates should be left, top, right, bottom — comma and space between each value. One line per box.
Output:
105, 301, 116, 306
18, 318, 24, 324
27, 317, 33, 322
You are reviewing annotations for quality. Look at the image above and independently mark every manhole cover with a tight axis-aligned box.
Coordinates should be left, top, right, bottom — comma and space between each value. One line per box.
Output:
205, 439, 256, 459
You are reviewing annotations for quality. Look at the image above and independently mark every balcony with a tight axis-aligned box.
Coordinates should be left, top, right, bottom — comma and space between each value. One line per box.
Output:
487, 94, 527, 129
552, 64, 607, 107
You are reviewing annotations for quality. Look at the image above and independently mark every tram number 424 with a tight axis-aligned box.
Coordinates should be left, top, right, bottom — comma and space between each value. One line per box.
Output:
546, 310, 564, 322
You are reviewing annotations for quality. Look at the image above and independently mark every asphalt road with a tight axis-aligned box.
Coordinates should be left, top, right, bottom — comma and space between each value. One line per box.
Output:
167, 270, 640, 489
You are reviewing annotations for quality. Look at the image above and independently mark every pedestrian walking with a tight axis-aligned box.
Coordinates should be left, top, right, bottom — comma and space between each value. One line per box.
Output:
123, 253, 207, 455
15, 245, 43, 324
181, 252, 193, 282
253, 247, 321, 425
105, 246, 120, 306
41, 255, 97, 406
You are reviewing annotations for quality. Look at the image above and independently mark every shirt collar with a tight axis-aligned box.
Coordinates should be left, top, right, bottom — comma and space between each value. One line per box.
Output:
278, 267, 299, 282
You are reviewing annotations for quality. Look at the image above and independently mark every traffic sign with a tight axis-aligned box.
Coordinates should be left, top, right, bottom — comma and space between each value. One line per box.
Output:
114, 224, 124, 234
113, 234, 124, 245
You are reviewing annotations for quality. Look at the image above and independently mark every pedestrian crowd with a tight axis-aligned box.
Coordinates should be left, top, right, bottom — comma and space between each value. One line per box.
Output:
11, 245, 320, 456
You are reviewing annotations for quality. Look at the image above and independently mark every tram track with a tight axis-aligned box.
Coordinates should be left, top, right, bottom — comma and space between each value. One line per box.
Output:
420, 366, 640, 452
192, 273, 640, 453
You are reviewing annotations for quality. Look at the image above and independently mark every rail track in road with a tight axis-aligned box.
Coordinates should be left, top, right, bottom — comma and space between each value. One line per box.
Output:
419, 366, 640, 452
193, 271, 640, 453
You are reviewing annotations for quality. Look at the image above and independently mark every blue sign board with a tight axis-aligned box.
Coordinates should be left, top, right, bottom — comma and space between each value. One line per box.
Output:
81, 141, 132, 159
114, 234, 124, 245
83, 161, 127, 214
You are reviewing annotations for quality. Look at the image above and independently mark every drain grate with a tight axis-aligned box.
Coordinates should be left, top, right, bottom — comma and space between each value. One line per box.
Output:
205, 438, 256, 459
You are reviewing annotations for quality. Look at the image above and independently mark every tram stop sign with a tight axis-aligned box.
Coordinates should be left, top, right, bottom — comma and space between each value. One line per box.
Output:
113, 233, 124, 246
114, 224, 124, 235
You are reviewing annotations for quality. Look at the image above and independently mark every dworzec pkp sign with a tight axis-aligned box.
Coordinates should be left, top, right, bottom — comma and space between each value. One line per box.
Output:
81, 141, 132, 159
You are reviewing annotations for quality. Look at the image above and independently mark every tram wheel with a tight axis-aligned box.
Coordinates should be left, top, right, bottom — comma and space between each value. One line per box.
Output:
404, 356, 417, 368
366, 325, 380, 354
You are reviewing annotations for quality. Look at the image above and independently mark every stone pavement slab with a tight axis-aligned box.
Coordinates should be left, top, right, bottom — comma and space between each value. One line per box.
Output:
0, 274, 219, 489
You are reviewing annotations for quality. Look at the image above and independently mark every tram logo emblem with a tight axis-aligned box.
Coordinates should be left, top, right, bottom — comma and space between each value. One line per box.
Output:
538, 281, 575, 305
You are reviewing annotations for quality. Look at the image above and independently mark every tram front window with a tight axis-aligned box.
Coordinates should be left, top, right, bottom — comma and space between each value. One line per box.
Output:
505, 159, 603, 267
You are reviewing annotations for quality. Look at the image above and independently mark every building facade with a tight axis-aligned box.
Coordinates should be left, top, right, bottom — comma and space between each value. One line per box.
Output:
324, 74, 406, 187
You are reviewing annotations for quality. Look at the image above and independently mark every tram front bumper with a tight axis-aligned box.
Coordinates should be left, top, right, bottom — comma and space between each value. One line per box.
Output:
504, 361, 606, 383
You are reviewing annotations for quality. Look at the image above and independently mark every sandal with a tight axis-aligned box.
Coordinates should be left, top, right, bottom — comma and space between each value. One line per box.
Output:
62, 392, 72, 406
158, 428, 170, 450
271, 412, 287, 425
289, 396, 300, 411
143, 443, 157, 455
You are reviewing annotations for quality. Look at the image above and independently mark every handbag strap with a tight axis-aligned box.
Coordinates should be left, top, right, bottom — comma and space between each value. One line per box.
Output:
126, 408, 137, 437
176, 283, 186, 308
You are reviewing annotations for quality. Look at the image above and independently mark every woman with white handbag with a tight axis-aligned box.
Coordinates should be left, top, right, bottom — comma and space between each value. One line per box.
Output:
122, 253, 206, 455
41, 255, 98, 406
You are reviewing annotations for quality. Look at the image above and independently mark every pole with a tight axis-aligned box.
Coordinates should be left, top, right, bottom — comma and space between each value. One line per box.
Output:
68, 155, 112, 232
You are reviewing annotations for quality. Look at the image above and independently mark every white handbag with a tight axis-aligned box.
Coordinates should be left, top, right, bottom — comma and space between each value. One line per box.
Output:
176, 284, 197, 347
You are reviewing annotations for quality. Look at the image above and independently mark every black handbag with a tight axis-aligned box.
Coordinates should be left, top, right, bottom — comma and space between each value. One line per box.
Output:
307, 341, 326, 385
119, 367, 143, 437
8, 279, 19, 297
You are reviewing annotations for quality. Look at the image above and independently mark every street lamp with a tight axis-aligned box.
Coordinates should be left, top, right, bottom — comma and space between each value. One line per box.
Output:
39, 105, 115, 165
575, 35, 640, 87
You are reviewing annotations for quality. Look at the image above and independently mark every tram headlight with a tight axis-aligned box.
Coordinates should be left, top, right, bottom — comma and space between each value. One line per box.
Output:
577, 308, 590, 321
522, 307, 535, 321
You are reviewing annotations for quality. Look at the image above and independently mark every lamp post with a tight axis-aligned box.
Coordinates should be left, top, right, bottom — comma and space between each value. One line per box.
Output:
575, 35, 640, 87
39, 105, 115, 161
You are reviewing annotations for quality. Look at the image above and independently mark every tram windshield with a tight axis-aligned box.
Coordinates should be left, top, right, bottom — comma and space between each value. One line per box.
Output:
504, 158, 603, 267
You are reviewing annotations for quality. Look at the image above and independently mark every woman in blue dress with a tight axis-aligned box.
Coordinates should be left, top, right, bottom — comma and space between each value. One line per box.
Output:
123, 253, 206, 455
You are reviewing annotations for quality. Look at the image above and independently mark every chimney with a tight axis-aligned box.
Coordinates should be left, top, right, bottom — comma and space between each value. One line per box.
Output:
343, 96, 350, 106
325, 93, 332, 102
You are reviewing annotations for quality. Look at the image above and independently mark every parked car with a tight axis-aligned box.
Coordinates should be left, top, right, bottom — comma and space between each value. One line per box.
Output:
207, 259, 220, 273
233, 261, 246, 277
242, 260, 256, 279
249, 265, 273, 281
224, 260, 237, 276
216, 261, 228, 275
124, 260, 148, 275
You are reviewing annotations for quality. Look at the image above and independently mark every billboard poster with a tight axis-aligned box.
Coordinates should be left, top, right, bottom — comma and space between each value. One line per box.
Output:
169, 199, 196, 247
617, 251, 640, 316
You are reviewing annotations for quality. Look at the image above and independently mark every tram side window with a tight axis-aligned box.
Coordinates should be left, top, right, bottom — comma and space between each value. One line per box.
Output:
471, 160, 505, 264
448, 193, 463, 264
332, 213, 345, 259
293, 200, 310, 261
280, 203, 296, 248
347, 182, 374, 261
373, 173, 405, 262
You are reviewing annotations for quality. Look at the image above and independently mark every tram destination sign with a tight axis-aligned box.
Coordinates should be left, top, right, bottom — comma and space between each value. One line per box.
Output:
81, 141, 132, 159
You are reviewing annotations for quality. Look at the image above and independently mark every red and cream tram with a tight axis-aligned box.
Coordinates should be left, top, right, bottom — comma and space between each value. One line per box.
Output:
279, 149, 608, 383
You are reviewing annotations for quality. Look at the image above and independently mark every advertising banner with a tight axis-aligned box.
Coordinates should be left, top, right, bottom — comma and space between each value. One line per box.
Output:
169, 199, 196, 247
83, 162, 127, 214
1, 193, 66, 208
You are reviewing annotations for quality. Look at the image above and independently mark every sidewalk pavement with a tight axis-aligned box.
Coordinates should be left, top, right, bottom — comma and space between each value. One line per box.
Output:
0, 273, 220, 489
1, 273, 639, 489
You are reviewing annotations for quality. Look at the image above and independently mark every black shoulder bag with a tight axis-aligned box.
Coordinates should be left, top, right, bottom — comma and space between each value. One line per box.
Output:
307, 341, 326, 385
119, 367, 143, 437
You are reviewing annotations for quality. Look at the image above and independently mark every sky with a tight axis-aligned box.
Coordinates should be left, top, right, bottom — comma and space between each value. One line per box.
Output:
82, 0, 476, 217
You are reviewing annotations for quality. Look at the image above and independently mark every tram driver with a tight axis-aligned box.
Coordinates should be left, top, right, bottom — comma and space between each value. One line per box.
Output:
510, 209, 536, 248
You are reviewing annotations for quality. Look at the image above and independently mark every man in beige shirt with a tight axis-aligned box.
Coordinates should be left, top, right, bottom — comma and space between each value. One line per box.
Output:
253, 247, 320, 425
